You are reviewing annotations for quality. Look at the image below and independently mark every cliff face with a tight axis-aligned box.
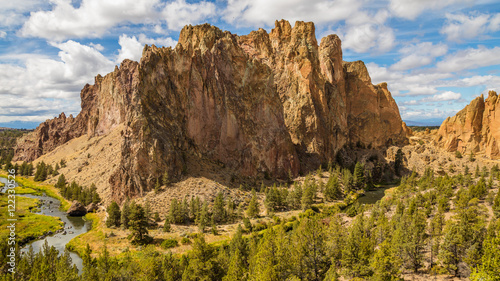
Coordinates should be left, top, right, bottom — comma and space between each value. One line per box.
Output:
344, 61, 407, 148
15, 20, 408, 201
437, 91, 500, 159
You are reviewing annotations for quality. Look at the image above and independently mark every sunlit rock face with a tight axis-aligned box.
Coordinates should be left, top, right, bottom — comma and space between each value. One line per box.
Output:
438, 91, 500, 159
15, 20, 408, 201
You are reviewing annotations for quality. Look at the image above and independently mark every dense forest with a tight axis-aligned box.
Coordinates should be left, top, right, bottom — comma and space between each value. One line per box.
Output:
1, 164, 500, 280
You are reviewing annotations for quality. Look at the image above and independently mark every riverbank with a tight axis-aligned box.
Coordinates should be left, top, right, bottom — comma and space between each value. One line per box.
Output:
0, 191, 63, 244
0, 171, 70, 211
66, 213, 101, 257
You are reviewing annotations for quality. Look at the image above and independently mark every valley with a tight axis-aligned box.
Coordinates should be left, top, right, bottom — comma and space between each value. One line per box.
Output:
1, 20, 499, 281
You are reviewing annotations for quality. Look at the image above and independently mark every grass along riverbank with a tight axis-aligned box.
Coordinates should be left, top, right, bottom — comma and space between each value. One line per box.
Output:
0, 170, 71, 211
0, 193, 63, 244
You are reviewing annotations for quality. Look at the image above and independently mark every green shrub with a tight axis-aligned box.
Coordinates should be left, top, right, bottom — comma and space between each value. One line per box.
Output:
181, 237, 191, 245
253, 222, 267, 232
161, 238, 178, 249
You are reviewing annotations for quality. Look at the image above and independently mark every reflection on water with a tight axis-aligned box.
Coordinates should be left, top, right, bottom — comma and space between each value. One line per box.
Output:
357, 185, 396, 205
0, 175, 18, 191
0, 177, 90, 272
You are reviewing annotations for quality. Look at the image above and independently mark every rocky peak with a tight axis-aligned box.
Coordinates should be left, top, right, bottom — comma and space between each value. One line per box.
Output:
437, 92, 500, 158
15, 21, 409, 202
319, 34, 343, 84
269, 19, 293, 43
178, 23, 225, 53
344, 61, 372, 83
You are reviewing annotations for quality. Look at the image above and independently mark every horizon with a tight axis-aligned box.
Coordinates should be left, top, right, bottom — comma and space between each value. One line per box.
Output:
1, 1, 499, 125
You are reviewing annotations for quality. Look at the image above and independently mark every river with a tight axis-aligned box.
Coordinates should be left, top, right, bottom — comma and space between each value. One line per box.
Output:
0, 177, 89, 272
357, 184, 396, 205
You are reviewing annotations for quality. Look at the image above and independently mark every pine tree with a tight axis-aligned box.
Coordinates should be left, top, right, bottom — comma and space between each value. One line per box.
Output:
82, 244, 98, 280
249, 225, 291, 281
475, 164, 481, 178
469, 151, 476, 162
163, 218, 171, 232
324, 172, 342, 201
471, 235, 500, 279
292, 217, 330, 281
494, 191, 500, 218
182, 235, 217, 281
197, 201, 209, 233
342, 169, 355, 194
190, 196, 201, 221
246, 190, 260, 218
121, 199, 131, 229
394, 148, 404, 176
55, 174, 67, 189
55, 249, 79, 280
169, 198, 184, 224
341, 214, 373, 277
153, 212, 160, 222
371, 239, 401, 280
287, 182, 302, 210
223, 248, 246, 281
301, 182, 315, 210
353, 162, 365, 189
212, 192, 226, 224
128, 203, 149, 244
439, 222, 463, 276
401, 210, 427, 273
106, 201, 121, 227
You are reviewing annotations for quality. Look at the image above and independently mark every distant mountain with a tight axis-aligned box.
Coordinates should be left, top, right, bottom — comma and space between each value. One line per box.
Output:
404, 119, 444, 127
0, 121, 40, 129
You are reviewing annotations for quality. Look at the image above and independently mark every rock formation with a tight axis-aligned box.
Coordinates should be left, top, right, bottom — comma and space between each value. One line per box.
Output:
67, 201, 87, 216
437, 91, 500, 159
15, 20, 409, 202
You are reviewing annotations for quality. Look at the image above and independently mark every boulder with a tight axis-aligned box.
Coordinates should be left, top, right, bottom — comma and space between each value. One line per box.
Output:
67, 201, 87, 216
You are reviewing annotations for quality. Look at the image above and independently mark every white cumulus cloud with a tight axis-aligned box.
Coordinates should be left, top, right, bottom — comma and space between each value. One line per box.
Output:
391, 42, 448, 71
223, 0, 361, 27
162, 0, 216, 30
116, 34, 177, 63
0, 40, 116, 122
440, 12, 500, 42
436, 46, 500, 73
20, 0, 214, 41
389, 0, 472, 20
422, 91, 462, 102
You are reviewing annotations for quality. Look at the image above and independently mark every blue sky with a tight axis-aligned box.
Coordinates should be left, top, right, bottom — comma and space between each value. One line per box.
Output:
1, 0, 500, 128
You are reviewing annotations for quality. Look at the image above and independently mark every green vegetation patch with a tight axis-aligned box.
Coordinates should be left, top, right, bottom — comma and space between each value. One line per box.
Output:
66, 213, 104, 257
13, 185, 38, 194
14, 176, 71, 211
0, 193, 63, 243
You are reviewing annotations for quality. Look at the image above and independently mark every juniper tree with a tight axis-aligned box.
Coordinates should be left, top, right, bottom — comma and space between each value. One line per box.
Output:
246, 190, 260, 218
128, 203, 149, 244
106, 201, 121, 227
121, 199, 131, 229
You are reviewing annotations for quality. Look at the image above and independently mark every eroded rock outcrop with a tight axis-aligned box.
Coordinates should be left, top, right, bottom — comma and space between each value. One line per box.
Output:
15, 20, 408, 201
67, 201, 87, 216
437, 91, 500, 159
